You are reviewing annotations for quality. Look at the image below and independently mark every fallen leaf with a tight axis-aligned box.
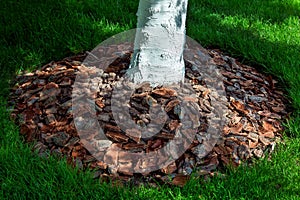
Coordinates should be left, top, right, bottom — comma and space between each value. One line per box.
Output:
220, 155, 231, 166
104, 124, 122, 132
239, 80, 253, 87
213, 145, 229, 155
155, 132, 175, 140
72, 151, 79, 157
247, 132, 259, 142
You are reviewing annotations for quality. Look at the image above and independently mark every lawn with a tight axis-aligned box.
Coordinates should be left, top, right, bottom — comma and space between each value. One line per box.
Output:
0, 0, 299, 199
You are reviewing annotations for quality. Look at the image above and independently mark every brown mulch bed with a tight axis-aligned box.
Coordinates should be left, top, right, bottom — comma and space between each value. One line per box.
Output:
8, 44, 290, 187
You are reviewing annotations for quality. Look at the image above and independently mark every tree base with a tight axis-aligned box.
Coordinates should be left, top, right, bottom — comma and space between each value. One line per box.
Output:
9, 46, 290, 187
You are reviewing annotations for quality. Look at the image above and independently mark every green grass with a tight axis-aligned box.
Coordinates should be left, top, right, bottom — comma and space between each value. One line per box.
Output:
1, 0, 299, 199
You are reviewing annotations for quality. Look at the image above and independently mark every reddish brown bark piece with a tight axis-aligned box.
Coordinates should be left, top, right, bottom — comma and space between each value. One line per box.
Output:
104, 124, 122, 132
262, 121, 277, 132
165, 99, 180, 112
125, 128, 142, 143
95, 98, 105, 108
230, 123, 244, 134
231, 100, 249, 115
122, 143, 145, 151
106, 131, 129, 143
152, 88, 177, 97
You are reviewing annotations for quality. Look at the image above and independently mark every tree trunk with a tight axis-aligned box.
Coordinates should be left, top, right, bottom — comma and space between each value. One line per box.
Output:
127, 0, 188, 86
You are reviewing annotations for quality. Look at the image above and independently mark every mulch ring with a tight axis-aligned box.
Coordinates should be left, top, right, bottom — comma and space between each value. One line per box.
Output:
8, 45, 291, 187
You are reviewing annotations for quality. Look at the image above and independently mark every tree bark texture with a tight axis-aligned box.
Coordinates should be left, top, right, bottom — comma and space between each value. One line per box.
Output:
127, 0, 188, 86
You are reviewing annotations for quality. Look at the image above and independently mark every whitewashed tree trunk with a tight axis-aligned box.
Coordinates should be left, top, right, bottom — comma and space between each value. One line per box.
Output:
127, 0, 188, 86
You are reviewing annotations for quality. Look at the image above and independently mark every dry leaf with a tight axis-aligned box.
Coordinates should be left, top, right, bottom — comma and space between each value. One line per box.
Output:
213, 145, 229, 155
104, 124, 122, 132
230, 116, 242, 126
247, 132, 259, 142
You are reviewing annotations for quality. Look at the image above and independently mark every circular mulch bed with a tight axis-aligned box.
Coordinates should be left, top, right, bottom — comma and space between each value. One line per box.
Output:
8, 45, 290, 187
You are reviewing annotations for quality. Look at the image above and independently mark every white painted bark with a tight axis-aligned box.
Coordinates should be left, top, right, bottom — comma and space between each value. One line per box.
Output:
127, 0, 188, 86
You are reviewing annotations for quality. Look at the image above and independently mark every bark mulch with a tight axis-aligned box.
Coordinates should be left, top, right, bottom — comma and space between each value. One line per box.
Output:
8, 44, 290, 187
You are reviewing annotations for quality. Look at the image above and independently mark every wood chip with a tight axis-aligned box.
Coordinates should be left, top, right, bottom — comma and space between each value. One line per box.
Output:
231, 100, 249, 115
262, 121, 277, 132
259, 136, 271, 146
106, 131, 129, 143
152, 87, 177, 97
230, 123, 244, 134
